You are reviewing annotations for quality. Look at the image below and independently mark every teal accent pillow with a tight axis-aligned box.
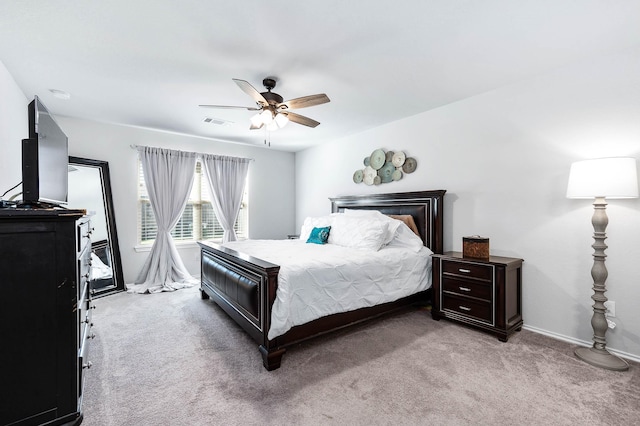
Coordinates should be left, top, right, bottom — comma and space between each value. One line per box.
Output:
306, 226, 331, 244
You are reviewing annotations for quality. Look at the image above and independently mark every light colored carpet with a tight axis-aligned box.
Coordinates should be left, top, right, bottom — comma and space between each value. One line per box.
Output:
82, 286, 640, 426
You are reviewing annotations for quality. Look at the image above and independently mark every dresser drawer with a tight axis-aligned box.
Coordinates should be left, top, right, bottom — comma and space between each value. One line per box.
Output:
442, 293, 492, 324
78, 245, 91, 282
78, 290, 94, 348
442, 275, 492, 301
76, 217, 92, 253
442, 259, 493, 281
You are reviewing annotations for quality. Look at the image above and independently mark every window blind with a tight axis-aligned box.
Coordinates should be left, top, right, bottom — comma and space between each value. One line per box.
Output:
137, 160, 248, 244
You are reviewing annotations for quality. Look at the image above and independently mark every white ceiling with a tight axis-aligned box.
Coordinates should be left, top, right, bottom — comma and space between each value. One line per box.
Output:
2, 1, 640, 152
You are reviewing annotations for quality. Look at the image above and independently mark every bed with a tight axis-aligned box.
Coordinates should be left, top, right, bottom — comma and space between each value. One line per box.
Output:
198, 190, 445, 370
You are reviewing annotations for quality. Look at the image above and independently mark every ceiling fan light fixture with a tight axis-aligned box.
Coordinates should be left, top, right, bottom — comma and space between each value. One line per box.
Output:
259, 109, 274, 125
266, 121, 279, 131
250, 113, 263, 128
274, 113, 289, 128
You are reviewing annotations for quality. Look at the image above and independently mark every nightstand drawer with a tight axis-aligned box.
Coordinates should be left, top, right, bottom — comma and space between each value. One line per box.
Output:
442, 259, 492, 281
442, 294, 492, 323
442, 276, 492, 301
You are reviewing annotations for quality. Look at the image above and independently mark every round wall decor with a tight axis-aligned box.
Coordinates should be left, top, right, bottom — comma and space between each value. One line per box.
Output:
369, 149, 386, 170
352, 148, 417, 185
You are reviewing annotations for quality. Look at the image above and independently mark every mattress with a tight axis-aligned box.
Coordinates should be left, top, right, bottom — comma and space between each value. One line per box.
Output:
222, 239, 432, 339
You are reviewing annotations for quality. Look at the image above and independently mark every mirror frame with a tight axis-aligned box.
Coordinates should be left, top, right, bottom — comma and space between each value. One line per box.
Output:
69, 156, 125, 296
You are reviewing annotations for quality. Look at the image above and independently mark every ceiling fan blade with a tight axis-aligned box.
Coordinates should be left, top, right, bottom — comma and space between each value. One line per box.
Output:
284, 112, 321, 128
250, 122, 264, 130
199, 104, 262, 111
279, 94, 330, 110
233, 78, 269, 107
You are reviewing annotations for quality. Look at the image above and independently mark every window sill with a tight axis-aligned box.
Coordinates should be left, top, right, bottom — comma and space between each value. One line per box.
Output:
134, 240, 219, 253
134, 237, 247, 253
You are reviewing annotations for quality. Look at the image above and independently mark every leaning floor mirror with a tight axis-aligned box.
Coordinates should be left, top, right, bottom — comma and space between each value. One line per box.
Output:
68, 157, 125, 297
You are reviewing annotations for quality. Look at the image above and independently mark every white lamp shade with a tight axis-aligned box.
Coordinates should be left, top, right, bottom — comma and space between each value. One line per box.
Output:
259, 110, 274, 125
274, 113, 289, 128
266, 121, 278, 131
250, 113, 263, 128
567, 157, 639, 199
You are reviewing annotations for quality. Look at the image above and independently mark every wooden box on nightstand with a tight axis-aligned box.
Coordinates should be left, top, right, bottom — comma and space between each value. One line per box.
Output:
431, 251, 523, 342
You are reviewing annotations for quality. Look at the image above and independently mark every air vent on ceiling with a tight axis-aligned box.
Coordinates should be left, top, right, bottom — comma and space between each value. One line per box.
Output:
203, 117, 234, 126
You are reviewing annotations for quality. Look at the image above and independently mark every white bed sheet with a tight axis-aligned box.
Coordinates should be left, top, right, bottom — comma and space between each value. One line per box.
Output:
90, 252, 112, 280
222, 239, 432, 339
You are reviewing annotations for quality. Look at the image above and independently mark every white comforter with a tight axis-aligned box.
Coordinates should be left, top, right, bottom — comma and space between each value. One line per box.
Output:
222, 239, 432, 339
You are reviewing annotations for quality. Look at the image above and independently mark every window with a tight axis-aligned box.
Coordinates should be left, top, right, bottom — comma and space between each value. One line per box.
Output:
138, 160, 248, 244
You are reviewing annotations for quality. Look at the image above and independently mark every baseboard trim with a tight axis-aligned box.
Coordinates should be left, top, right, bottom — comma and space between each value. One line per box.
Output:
523, 325, 640, 365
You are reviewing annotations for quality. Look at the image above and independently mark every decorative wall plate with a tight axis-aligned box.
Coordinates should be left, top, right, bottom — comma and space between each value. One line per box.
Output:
392, 169, 403, 181
363, 165, 376, 180
369, 149, 386, 170
403, 157, 417, 173
353, 169, 364, 183
363, 174, 374, 185
385, 151, 395, 162
378, 162, 395, 183
392, 151, 406, 167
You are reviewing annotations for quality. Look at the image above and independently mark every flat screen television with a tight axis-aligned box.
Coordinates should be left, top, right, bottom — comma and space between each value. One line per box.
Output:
21, 96, 69, 207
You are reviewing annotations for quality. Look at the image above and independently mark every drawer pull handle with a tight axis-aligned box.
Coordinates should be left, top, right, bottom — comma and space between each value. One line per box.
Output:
458, 268, 471, 273
459, 287, 471, 292
459, 306, 472, 311
83, 361, 93, 369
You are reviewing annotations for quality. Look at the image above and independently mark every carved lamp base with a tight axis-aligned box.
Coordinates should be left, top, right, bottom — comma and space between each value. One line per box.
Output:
575, 346, 629, 371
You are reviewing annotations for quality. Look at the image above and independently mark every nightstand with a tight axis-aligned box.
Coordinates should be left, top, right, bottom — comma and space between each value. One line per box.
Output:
431, 251, 523, 342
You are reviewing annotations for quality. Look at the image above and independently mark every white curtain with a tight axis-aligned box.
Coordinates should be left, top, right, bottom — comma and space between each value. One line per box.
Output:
201, 154, 251, 243
129, 146, 198, 294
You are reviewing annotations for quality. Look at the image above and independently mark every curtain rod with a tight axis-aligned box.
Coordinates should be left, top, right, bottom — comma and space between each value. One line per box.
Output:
130, 144, 254, 161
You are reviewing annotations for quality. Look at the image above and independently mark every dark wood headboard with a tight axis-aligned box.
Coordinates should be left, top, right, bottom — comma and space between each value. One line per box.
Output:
329, 190, 446, 254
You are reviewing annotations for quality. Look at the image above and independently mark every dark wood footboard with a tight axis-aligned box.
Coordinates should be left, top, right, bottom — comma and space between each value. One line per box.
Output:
199, 190, 445, 370
199, 241, 285, 369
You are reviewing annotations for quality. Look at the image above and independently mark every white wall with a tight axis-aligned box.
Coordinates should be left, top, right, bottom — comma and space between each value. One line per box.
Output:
1, 59, 296, 287
0, 60, 27, 199
295, 48, 640, 361
53, 117, 297, 284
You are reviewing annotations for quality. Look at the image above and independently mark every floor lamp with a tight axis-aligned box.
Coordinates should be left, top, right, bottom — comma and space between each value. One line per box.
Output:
566, 157, 639, 371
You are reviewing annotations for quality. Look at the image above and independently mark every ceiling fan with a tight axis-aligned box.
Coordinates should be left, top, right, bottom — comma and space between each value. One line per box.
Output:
199, 78, 330, 131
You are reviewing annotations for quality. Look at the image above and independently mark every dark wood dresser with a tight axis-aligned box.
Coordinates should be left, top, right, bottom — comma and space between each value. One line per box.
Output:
431, 251, 523, 342
0, 209, 94, 426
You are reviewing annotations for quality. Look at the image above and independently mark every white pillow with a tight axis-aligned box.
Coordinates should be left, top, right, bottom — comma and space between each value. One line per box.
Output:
343, 209, 401, 245
328, 215, 389, 251
385, 222, 427, 253
299, 214, 338, 241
